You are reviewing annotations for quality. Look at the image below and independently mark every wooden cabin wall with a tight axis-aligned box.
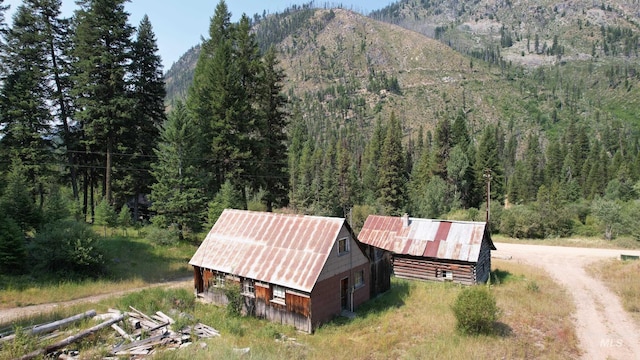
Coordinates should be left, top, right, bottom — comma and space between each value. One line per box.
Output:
393, 256, 477, 285
475, 238, 493, 283
369, 247, 392, 297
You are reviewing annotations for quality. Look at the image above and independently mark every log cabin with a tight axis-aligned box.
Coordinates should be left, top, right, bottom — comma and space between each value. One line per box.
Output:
358, 215, 495, 285
189, 209, 372, 333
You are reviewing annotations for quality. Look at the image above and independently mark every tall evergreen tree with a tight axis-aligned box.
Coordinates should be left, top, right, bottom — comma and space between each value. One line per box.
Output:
336, 139, 354, 216
187, 0, 245, 199
37, 0, 78, 200
377, 112, 406, 215
255, 46, 288, 211
0, 1, 54, 202
433, 116, 452, 177
71, 0, 134, 204
361, 116, 384, 204
475, 125, 504, 204
119, 14, 165, 219
150, 101, 206, 237
523, 134, 544, 202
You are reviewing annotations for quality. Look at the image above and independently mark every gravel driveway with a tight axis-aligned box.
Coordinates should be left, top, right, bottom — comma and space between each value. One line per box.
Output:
495, 243, 640, 360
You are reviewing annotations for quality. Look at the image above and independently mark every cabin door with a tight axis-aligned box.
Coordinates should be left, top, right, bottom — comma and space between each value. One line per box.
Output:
340, 277, 349, 310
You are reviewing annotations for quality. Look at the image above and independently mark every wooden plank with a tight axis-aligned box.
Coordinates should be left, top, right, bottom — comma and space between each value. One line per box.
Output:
111, 324, 134, 342
18, 314, 125, 360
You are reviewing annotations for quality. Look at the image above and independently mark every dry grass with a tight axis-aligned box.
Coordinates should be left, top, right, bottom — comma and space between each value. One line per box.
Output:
587, 259, 640, 325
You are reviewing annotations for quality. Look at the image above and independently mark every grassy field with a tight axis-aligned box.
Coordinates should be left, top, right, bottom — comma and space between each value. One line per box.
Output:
492, 234, 640, 250
0, 259, 580, 360
587, 258, 640, 325
0, 227, 196, 311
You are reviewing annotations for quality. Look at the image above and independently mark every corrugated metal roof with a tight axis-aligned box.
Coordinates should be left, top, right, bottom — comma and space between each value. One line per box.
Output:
358, 215, 494, 262
189, 209, 347, 293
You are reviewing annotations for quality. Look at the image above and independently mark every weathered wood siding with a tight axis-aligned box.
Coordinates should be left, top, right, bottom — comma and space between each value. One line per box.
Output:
368, 246, 392, 296
317, 227, 369, 282
393, 256, 478, 285
475, 237, 492, 283
310, 263, 370, 329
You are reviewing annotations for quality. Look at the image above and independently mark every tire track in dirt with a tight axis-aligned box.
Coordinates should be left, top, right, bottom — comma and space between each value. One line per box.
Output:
495, 243, 640, 360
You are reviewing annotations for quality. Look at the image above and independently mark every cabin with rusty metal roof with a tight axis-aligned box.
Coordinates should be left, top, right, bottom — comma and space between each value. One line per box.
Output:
189, 209, 372, 333
358, 214, 495, 285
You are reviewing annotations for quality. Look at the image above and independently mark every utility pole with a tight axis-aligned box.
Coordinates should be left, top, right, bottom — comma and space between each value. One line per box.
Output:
483, 169, 492, 224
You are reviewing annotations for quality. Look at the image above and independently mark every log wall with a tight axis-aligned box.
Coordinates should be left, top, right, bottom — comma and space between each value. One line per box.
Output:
393, 256, 477, 285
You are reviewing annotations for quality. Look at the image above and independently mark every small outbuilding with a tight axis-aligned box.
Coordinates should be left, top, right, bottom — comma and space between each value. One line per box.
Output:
189, 209, 372, 333
358, 215, 495, 285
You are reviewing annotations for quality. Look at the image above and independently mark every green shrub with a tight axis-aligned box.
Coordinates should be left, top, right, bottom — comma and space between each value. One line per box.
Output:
451, 286, 499, 335
144, 225, 180, 246
224, 283, 243, 317
28, 220, 105, 278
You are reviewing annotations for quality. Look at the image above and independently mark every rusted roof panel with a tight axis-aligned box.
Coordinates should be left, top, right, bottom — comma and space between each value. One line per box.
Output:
359, 215, 491, 262
189, 209, 345, 293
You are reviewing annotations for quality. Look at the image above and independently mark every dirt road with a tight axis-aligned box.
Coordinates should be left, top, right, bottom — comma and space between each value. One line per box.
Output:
495, 243, 640, 360
0, 278, 191, 327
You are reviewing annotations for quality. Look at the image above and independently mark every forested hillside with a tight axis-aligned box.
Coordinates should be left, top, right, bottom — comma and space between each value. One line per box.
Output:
164, 2, 640, 240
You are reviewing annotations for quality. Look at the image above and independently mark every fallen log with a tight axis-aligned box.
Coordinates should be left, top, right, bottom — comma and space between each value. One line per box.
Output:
17, 313, 125, 360
0, 310, 97, 344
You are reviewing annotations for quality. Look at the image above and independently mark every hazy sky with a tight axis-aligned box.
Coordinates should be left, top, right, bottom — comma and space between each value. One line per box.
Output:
4, 0, 396, 71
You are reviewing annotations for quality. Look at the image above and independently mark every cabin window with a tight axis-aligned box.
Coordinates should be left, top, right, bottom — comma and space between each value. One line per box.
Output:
242, 279, 255, 296
355, 270, 365, 289
338, 237, 349, 255
214, 273, 226, 287
272, 285, 286, 303
441, 270, 453, 281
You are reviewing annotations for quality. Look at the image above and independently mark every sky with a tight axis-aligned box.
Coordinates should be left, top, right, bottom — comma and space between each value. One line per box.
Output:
4, 0, 396, 71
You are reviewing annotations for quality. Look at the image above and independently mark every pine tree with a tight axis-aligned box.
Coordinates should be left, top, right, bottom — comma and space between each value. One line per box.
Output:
292, 138, 315, 211
119, 14, 166, 219
36, 0, 78, 199
362, 116, 384, 204
544, 137, 564, 185
523, 134, 543, 202
336, 139, 354, 216
433, 116, 452, 177
255, 46, 289, 211
319, 140, 340, 216
150, 101, 206, 237
287, 109, 307, 210
71, 0, 134, 204
0, 2, 54, 201
187, 0, 242, 198
446, 145, 470, 209
475, 125, 504, 204
377, 112, 406, 215
0, 160, 42, 233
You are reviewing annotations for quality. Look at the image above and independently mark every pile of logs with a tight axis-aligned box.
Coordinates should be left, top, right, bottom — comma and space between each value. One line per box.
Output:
0, 307, 220, 359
